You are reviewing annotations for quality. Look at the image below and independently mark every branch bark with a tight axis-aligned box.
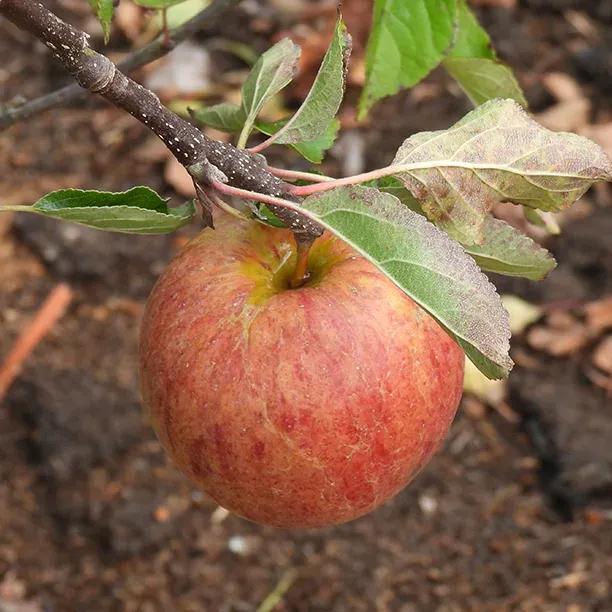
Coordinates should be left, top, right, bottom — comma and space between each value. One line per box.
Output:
0, 0, 238, 130
0, 0, 322, 239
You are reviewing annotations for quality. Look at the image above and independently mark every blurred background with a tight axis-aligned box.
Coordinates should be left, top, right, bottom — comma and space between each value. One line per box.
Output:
1, 0, 611, 610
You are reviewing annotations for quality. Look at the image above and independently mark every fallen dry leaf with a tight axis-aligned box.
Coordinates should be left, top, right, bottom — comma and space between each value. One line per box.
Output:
0, 598, 42, 612
492, 202, 549, 242
564, 10, 600, 41
592, 335, 612, 375
154, 506, 170, 523
584, 296, 612, 335
145, 42, 212, 98
537, 98, 591, 133
463, 358, 506, 405
549, 570, 588, 590
582, 508, 606, 526
164, 157, 196, 197
542, 72, 584, 102
527, 311, 589, 357
537, 72, 591, 132
115, 2, 145, 42
579, 123, 612, 161
502, 295, 542, 335
585, 366, 612, 394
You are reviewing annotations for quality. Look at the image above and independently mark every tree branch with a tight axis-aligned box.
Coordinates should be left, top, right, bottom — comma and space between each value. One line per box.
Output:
0, 0, 239, 130
0, 0, 322, 239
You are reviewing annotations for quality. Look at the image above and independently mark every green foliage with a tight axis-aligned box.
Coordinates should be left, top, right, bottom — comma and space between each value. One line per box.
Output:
301, 186, 513, 379
463, 217, 556, 280
448, 0, 494, 58
360, 0, 526, 116
238, 38, 301, 147
191, 106, 340, 163
443, 0, 526, 106
14, 187, 195, 234
161, 0, 210, 28
14, 6, 610, 381
443, 58, 526, 107
256, 119, 340, 164
191, 103, 246, 133
391, 99, 612, 244
134, 0, 191, 7
364, 177, 425, 214
366, 177, 556, 281
194, 19, 348, 162
359, 0, 456, 119
87, 0, 114, 42
266, 19, 350, 146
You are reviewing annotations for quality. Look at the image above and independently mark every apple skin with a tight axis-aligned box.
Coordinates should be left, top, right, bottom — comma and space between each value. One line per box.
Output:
139, 215, 464, 528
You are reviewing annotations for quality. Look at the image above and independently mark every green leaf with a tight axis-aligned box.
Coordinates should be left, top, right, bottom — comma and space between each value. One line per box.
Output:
134, 0, 189, 7
444, 57, 527, 107
367, 177, 555, 280
301, 186, 513, 379
191, 104, 339, 163
268, 19, 350, 146
134, 0, 210, 30
523, 208, 561, 235
256, 118, 340, 164
239, 38, 301, 147
88, 0, 114, 43
443, 0, 526, 106
392, 98, 612, 244
22, 187, 194, 234
359, 0, 456, 119
449, 0, 495, 59
248, 203, 286, 228
169, 0, 206, 27
364, 176, 425, 213
464, 217, 556, 280
190, 103, 246, 132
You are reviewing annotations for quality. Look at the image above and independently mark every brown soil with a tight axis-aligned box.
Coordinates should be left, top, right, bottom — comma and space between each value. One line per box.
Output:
1, 1, 611, 610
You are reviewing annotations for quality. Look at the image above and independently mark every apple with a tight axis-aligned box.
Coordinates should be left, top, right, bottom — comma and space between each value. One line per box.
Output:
139, 215, 464, 528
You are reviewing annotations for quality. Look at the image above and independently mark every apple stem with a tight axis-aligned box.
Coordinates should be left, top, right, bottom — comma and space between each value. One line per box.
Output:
290, 235, 313, 288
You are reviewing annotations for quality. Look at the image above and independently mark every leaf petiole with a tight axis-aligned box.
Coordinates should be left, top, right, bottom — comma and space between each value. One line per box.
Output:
289, 235, 313, 289
211, 181, 304, 213
290, 166, 403, 197
0, 204, 37, 213
208, 191, 250, 221
236, 123, 251, 150
268, 167, 335, 183
248, 133, 276, 154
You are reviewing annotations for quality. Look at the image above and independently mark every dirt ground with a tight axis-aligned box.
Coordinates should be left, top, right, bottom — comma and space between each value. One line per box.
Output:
1, 1, 612, 610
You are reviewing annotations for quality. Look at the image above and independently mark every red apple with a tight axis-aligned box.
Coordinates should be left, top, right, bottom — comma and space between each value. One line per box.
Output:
139, 215, 464, 528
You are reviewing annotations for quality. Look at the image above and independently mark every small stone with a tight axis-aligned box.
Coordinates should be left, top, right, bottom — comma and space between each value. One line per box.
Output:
418, 494, 438, 515
227, 535, 248, 555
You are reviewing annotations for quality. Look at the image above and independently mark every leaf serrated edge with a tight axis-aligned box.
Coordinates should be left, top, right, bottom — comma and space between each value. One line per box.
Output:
301, 186, 513, 378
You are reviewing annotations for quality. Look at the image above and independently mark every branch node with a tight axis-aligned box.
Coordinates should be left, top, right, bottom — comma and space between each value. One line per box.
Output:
188, 160, 228, 185
73, 52, 117, 94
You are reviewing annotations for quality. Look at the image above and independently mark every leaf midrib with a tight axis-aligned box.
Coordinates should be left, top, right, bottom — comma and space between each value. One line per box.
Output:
309, 206, 506, 361
390, 160, 605, 180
